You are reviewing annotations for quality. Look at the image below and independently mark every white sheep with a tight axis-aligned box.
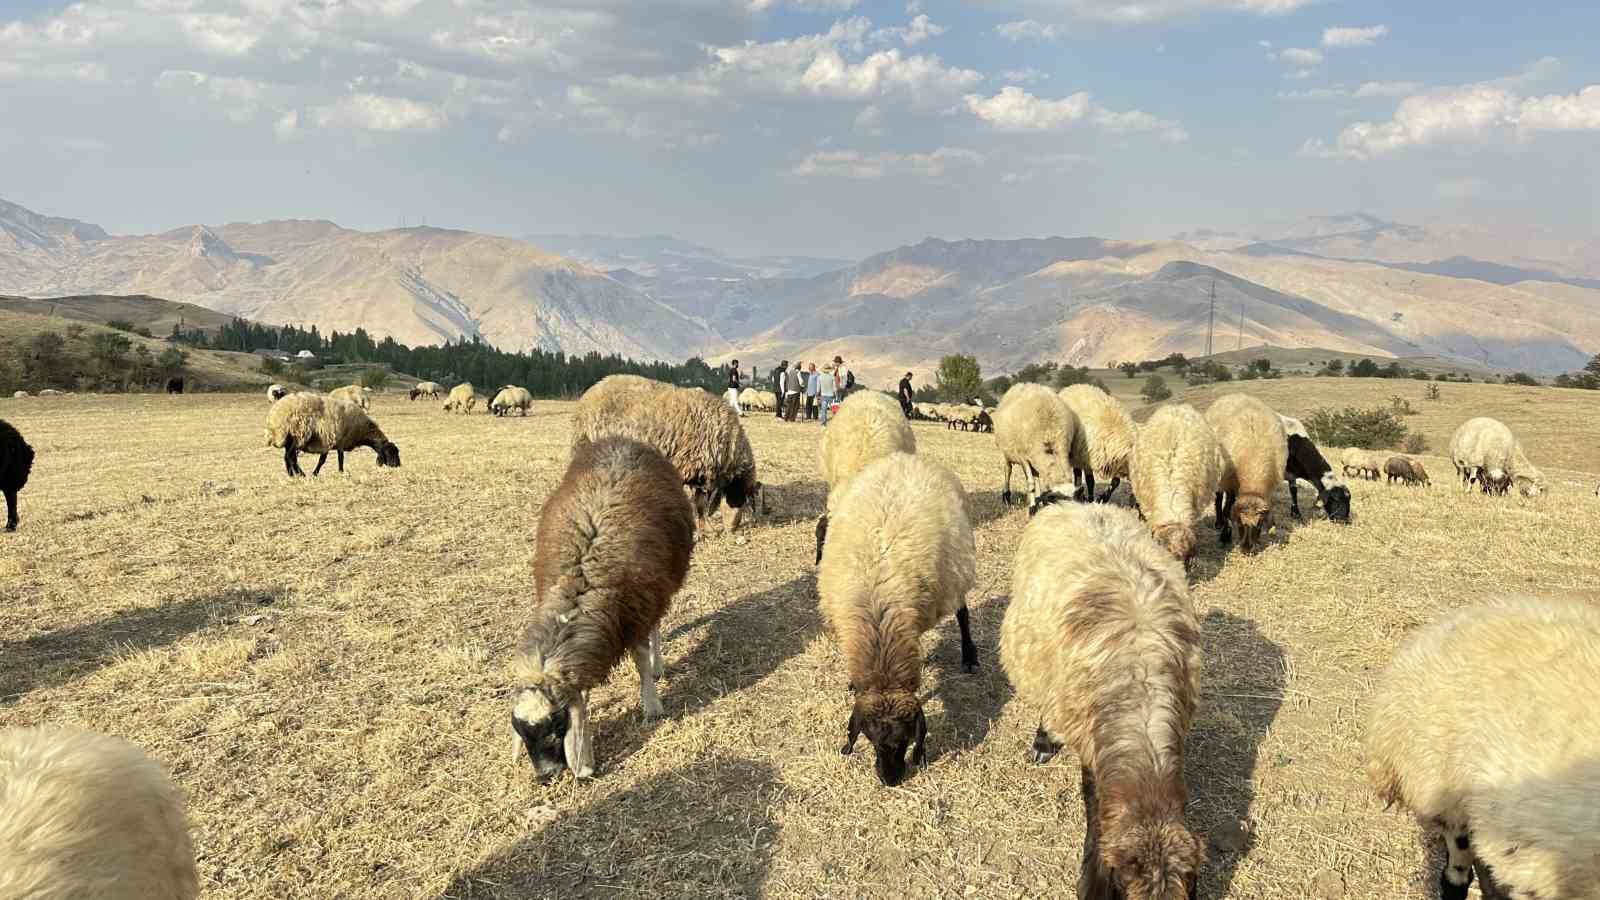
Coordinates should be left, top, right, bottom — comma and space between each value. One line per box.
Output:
1449, 417, 1543, 497
1131, 403, 1223, 564
0, 725, 200, 900
1205, 393, 1287, 552
993, 382, 1081, 510
490, 385, 533, 417
819, 451, 977, 786
1001, 502, 1204, 898
1059, 384, 1136, 502
328, 383, 371, 412
408, 381, 444, 401
267, 383, 289, 402
1366, 596, 1600, 900
511, 437, 695, 781
815, 390, 917, 562
264, 391, 400, 476
443, 382, 480, 414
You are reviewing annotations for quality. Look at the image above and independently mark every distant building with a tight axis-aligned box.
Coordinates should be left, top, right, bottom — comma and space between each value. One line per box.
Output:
295, 350, 318, 361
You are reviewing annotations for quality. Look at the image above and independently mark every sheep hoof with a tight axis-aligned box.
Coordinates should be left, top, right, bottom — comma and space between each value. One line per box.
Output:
961, 661, 979, 674
641, 701, 664, 721
840, 742, 855, 756
1000, 490, 1013, 507
572, 764, 596, 780
1290, 508, 1303, 522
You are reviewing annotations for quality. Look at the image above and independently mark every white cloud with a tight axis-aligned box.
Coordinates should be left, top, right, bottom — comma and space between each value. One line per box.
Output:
1354, 80, 1422, 98
999, 0, 1319, 28
1306, 67, 1600, 159
1003, 68, 1050, 83
965, 85, 1187, 141
308, 94, 447, 132
1276, 47, 1323, 65
997, 20, 1065, 41
710, 20, 981, 102
155, 69, 278, 123
1257, 39, 1272, 48
1322, 24, 1387, 48
749, 0, 859, 10
793, 146, 983, 178
870, 14, 945, 47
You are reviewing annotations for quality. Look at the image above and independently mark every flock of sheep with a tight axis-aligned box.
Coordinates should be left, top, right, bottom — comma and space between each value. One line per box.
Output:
0, 373, 1589, 899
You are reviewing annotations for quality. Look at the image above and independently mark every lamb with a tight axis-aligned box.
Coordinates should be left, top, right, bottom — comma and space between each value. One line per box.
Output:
818, 452, 977, 787
443, 382, 481, 414
267, 383, 289, 402
0, 725, 200, 900
1285, 434, 1351, 522
1, 418, 34, 532
408, 381, 444, 401
1130, 403, 1223, 564
1449, 417, 1543, 497
1001, 502, 1204, 899
490, 385, 533, 417
1205, 393, 1287, 552
510, 437, 695, 781
993, 382, 1081, 511
1339, 447, 1379, 480
573, 384, 765, 532
1059, 384, 1136, 503
329, 383, 372, 412
816, 389, 917, 563
1384, 455, 1430, 487
1365, 596, 1600, 900
264, 391, 401, 476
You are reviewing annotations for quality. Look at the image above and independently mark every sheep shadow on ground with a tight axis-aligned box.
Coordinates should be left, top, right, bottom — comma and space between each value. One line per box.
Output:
965, 490, 1020, 529
923, 593, 1013, 765
757, 478, 827, 528
586, 575, 820, 774
437, 755, 781, 899
1187, 487, 1307, 585
1187, 609, 1287, 897
0, 586, 282, 704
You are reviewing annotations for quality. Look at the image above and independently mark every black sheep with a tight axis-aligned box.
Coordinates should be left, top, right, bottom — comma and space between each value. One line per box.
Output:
1, 419, 35, 532
1284, 433, 1350, 523
165, 377, 184, 394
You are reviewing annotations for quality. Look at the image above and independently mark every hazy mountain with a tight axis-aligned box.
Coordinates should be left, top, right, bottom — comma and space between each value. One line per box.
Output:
526, 233, 850, 281
0, 199, 727, 362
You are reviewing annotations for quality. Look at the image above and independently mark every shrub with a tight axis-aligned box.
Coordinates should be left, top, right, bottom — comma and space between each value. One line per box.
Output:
261, 356, 285, 376
1305, 405, 1409, 450
1390, 396, 1417, 416
1506, 371, 1539, 386
1318, 359, 1345, 377
358, 367, 392, 390
1053, 365, 1096, 389
1404, 433, 1429, 454
1119, 362, 1138, 379
1350, 358, 1381, 378
105, 319, 137, 333
1424, 383, 1441, 401
1140, 374, 1172, 403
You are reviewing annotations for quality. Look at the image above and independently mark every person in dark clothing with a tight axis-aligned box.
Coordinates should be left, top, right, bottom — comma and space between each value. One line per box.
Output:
898, 372, 914, 418
725, 359, 743, 415
773, 361, 789, 419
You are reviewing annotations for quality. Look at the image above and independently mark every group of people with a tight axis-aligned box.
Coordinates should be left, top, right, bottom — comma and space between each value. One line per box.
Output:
722, 357, 877, 426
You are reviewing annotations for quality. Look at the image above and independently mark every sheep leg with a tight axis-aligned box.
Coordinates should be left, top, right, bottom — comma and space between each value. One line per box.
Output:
648, 625, 664, 679
312, 453, 329, 477
1472, 860, 1509, 900
563, 694, 595, 779
955, 604, 979, 673
283, 443, 306, 478
1001, 462, 1014, 507
1078, 469, 1095, 503
3, 489, 17, 531
1077, 766, 1114, 900
1024, 464, 1039, 509
814, 514, 829, 565
1096, 476, 1120, 504
1288, 480, 1303, 521
1219, 491, 1237, 544
1437, 820, 1476, 900
632, 642, 664, 720
1030, 723, 1062, 765
337, 450, 346, 473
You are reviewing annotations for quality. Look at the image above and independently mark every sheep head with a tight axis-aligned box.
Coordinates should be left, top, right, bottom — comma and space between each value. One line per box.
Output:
1034, 439, 1073, 497
375, 441, 401, 468
1321, 483, 1352, 523
1516, 472, 1542, 497
511, 687, 572, 784
1095, 818, 1203, 900
1151, 522, 1196, 563
1231, 496, 1272, 553
841, 689, 925, 787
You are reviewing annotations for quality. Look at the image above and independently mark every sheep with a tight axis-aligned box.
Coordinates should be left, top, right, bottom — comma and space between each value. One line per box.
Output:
1365, 596, 1600, 900
264, 391, 401, 477
1339, 447, 1382, 480
1384, 455, 1430, 487
571, 374, 670, 440
443, 382, 481, 414
573, 385, 765, 533
510, 437, 695, 781
1285, 434, 1351, 522
1278, 413, 1308, 438
11, 391, 28, 398
1, 418, 34, 532
165, 377, 184, 395
408, 381, 444, 401
0, 725, 200, 900
1205, 393, 1287, 553
490, 385, 533, 417
993, 383, 1081, 511
737, 387, 761, 410
1130, 403, 1223, 564
329, 383, 371, 412
816, 389, 917, 563
267, 383, 289, 402
1449, 417, 1543, 497
1001, 502, 1204, 899
818, 452, 977, 786
970, 410, 994, 433
1059, 384, 1136, 503
37, 389, 61, 396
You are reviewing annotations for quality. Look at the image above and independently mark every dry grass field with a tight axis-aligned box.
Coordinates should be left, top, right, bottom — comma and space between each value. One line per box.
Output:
3, 377, 1598, 899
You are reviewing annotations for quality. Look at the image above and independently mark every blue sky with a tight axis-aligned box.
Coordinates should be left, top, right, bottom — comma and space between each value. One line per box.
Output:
2, 0, 1596, 258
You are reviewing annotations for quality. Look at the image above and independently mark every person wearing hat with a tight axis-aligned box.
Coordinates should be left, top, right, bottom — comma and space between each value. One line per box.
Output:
833, 355, 854, 397
897, 371, 915, 418
816, 363, 838, 426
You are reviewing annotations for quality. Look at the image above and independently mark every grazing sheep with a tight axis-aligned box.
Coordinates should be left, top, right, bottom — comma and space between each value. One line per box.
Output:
267, 383, 289, 402
1449, 417, 1542, 497
1002, 503, 1204, 899
408, 381, 443, 401
37, 389, 61, 396
573, 385, 765, 533
1285, 434, 1351, 522
1, 418, 34, 532
970, 410, 994, 433
443, 382, 481, 414
737, 387, 761, 410
329, 384, 371, 412
1059, 384, 1136, 503
0, 725, 200, 900
816, 390, 917, 563
1205, 393, 1287, 553
1131, 403, 1223, 564
511, 437, 695, 781
819, 452, 977, 787
490, 385, 533, 417
165, 377, 184, 395
571, 375, 670, 440
1384, 455, 1430, 487
1366, 596, 1600, 900
264, 392, 401, 477
994, 383, 1081, 511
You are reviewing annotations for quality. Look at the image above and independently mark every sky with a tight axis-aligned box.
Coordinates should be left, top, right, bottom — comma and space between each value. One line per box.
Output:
2, 0, 1598, 258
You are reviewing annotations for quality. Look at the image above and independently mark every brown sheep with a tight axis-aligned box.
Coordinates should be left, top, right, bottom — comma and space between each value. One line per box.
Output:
510, 437, 695, 781
1384, 455, 1430, 487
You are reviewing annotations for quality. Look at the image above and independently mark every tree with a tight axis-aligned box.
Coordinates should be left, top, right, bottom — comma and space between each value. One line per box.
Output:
1585, 353, 1600, 376
1012, 361, 1058, 385
1053, 365, 1095, 389
358, 367, 392, 390
1351, 358, 1381, 378
934, 354, 983, 402
157, 346, 188, 375
1119, 362, 1138, 379
1251, 358, 1272, 374
1140, 374, 1172, 403
1319, 359, 1344, 377
1506, 372, 1539, 386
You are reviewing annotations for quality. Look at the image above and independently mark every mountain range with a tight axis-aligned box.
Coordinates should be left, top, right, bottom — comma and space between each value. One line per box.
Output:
3, 197, 1598, 383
